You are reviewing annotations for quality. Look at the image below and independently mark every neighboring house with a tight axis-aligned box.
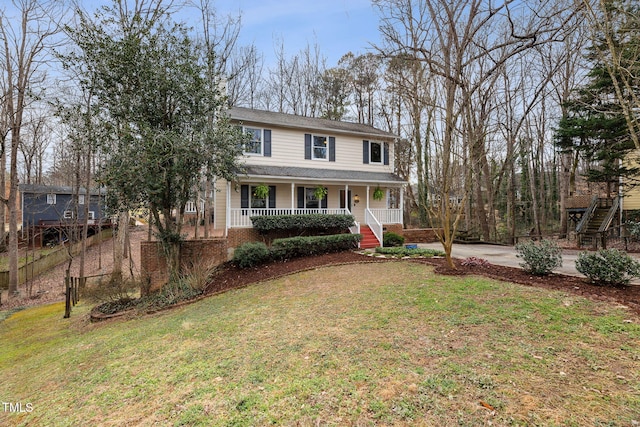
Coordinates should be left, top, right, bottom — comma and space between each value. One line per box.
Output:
20, 184, 111, 247
215, 107, 407, 248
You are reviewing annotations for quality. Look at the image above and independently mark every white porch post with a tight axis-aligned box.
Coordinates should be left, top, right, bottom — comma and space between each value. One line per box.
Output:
366, 185, 370, 209
226, 181, 231, 236
291, 182, 295, 213
212, 178, 217, 230
345, 184, 349, 211
400, 185, 405, 226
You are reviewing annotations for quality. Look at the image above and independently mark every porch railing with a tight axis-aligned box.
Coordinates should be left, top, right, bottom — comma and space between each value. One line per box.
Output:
368, 208, 402, 224
345, 208, 361, 246
365, 208, 384, 247
229, 208, 350, 228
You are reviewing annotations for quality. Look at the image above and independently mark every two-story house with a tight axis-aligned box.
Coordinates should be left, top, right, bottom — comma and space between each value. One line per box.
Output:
214, 107, 406, 249
20, 184, 111, 247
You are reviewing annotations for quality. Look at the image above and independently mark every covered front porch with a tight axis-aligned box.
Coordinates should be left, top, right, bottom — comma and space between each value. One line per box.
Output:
221, 168, 405, 247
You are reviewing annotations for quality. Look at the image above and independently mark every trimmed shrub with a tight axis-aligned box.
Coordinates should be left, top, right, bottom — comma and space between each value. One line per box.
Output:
232, 242, 272, 269
383, 232, 405, 247
271, 234, 361, 260
374, 247, 444, 257
575, 248, 640, 286
515, 239, 562, 276
250, 214, 355, 233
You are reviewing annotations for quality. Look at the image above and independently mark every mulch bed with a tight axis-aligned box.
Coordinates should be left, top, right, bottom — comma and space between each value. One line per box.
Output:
204, 251, 640, 317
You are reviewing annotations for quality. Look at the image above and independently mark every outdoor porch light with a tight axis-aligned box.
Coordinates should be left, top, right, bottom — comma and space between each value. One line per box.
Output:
354, 194, 360, 204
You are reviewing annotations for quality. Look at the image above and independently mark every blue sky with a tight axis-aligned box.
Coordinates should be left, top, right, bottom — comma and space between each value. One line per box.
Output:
190, 0, 382, 66
4, 0, 383, 69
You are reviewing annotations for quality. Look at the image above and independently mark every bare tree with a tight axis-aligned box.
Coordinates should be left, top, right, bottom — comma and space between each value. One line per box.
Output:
19, 110, 52, 185
0, 0, 65, 296
375, 0, 576, 267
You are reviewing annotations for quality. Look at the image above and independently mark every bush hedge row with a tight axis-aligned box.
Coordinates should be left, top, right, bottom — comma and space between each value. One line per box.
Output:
232, 233, 362, 268
250, 214, 355, 233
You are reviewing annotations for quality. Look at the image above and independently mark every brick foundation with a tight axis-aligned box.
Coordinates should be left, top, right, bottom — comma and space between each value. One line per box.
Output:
140, 238, 227, 294
401, 228, 441, 243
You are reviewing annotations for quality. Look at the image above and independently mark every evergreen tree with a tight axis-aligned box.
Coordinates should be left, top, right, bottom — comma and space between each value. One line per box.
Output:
556, 1, 640, 196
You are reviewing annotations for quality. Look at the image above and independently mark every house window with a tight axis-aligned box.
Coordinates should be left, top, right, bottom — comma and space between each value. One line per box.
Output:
47, 194, 56, 205
370, 142, 382, 164
88, 211, 95, 220
243, 127, 263, 155
305, 188, 320, 208
78, 195, 85, 205
63, 210, 73, 219
312, 135, 328, 160
250, 186, 268, 209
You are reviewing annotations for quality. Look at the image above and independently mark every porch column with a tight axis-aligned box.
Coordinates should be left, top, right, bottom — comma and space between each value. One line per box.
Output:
212, 178, 217, 230
400, 185, 405, 225
345, 184, 349, 213
291, 182, 295, 213
366, 185, 370, 210
226, 181, 231, 236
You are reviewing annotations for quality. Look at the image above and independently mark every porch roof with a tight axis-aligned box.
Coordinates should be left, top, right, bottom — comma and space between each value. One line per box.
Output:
241, 165, 406, 186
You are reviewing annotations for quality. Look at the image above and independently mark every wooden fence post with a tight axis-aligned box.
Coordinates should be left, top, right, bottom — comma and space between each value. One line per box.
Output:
64, 270, 71, 319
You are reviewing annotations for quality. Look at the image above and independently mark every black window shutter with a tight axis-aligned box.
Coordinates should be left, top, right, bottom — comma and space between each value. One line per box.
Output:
321, 188, 328, 209
264, 129, 272, 157
304, 134, 312, 160
241, 185, 249, 208
297, 187, 305, 208
329, 137, 336, 162
268, 186, 276, 208
363, 140, 369, 164
383, 142, 390, 165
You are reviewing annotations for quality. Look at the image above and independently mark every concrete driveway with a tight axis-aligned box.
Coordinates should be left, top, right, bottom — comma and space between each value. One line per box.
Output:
419, 242, 585, 278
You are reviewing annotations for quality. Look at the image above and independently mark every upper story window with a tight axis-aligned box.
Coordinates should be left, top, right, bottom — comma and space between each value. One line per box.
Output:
363, 140, 390, 166
239, 126, 271, 157
370, 142, 382, 164
312, 135, 328, 160
305, 134, 335, 162
47, 194, 56, 205
243, 127, 263, 155
78, 194, 85, 205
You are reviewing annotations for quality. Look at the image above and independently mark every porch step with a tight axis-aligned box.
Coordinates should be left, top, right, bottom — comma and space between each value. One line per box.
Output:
360, 225, 380, 249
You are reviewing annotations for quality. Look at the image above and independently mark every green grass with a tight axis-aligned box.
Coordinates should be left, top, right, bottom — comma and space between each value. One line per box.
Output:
1, 262, 639, 426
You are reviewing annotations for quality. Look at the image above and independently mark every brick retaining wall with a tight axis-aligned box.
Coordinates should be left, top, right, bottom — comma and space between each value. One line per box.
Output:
140, 238, 227, 294
401, 228, 441, 243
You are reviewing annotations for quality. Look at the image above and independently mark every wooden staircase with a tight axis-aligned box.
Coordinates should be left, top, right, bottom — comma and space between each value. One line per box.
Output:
360, 225, 380, 249
577, 197, 619, 248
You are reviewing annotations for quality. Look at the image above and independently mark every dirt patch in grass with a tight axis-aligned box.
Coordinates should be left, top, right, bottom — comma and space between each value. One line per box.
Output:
204, 251, 640, 317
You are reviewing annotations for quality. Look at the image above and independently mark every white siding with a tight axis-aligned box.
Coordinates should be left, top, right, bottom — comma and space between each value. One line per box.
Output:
240, 126, 395, 174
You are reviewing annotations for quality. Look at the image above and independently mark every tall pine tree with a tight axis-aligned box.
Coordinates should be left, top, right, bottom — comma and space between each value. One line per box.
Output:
556, 0, 640, 197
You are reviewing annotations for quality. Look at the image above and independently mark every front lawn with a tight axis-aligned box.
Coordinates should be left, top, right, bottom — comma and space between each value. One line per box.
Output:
0, 262, 638, 426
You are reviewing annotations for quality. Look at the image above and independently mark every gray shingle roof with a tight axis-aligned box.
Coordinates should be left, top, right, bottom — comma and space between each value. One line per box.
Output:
242, 165, 405, 185
19, 184, 107, 196
228, 107, 397, 140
